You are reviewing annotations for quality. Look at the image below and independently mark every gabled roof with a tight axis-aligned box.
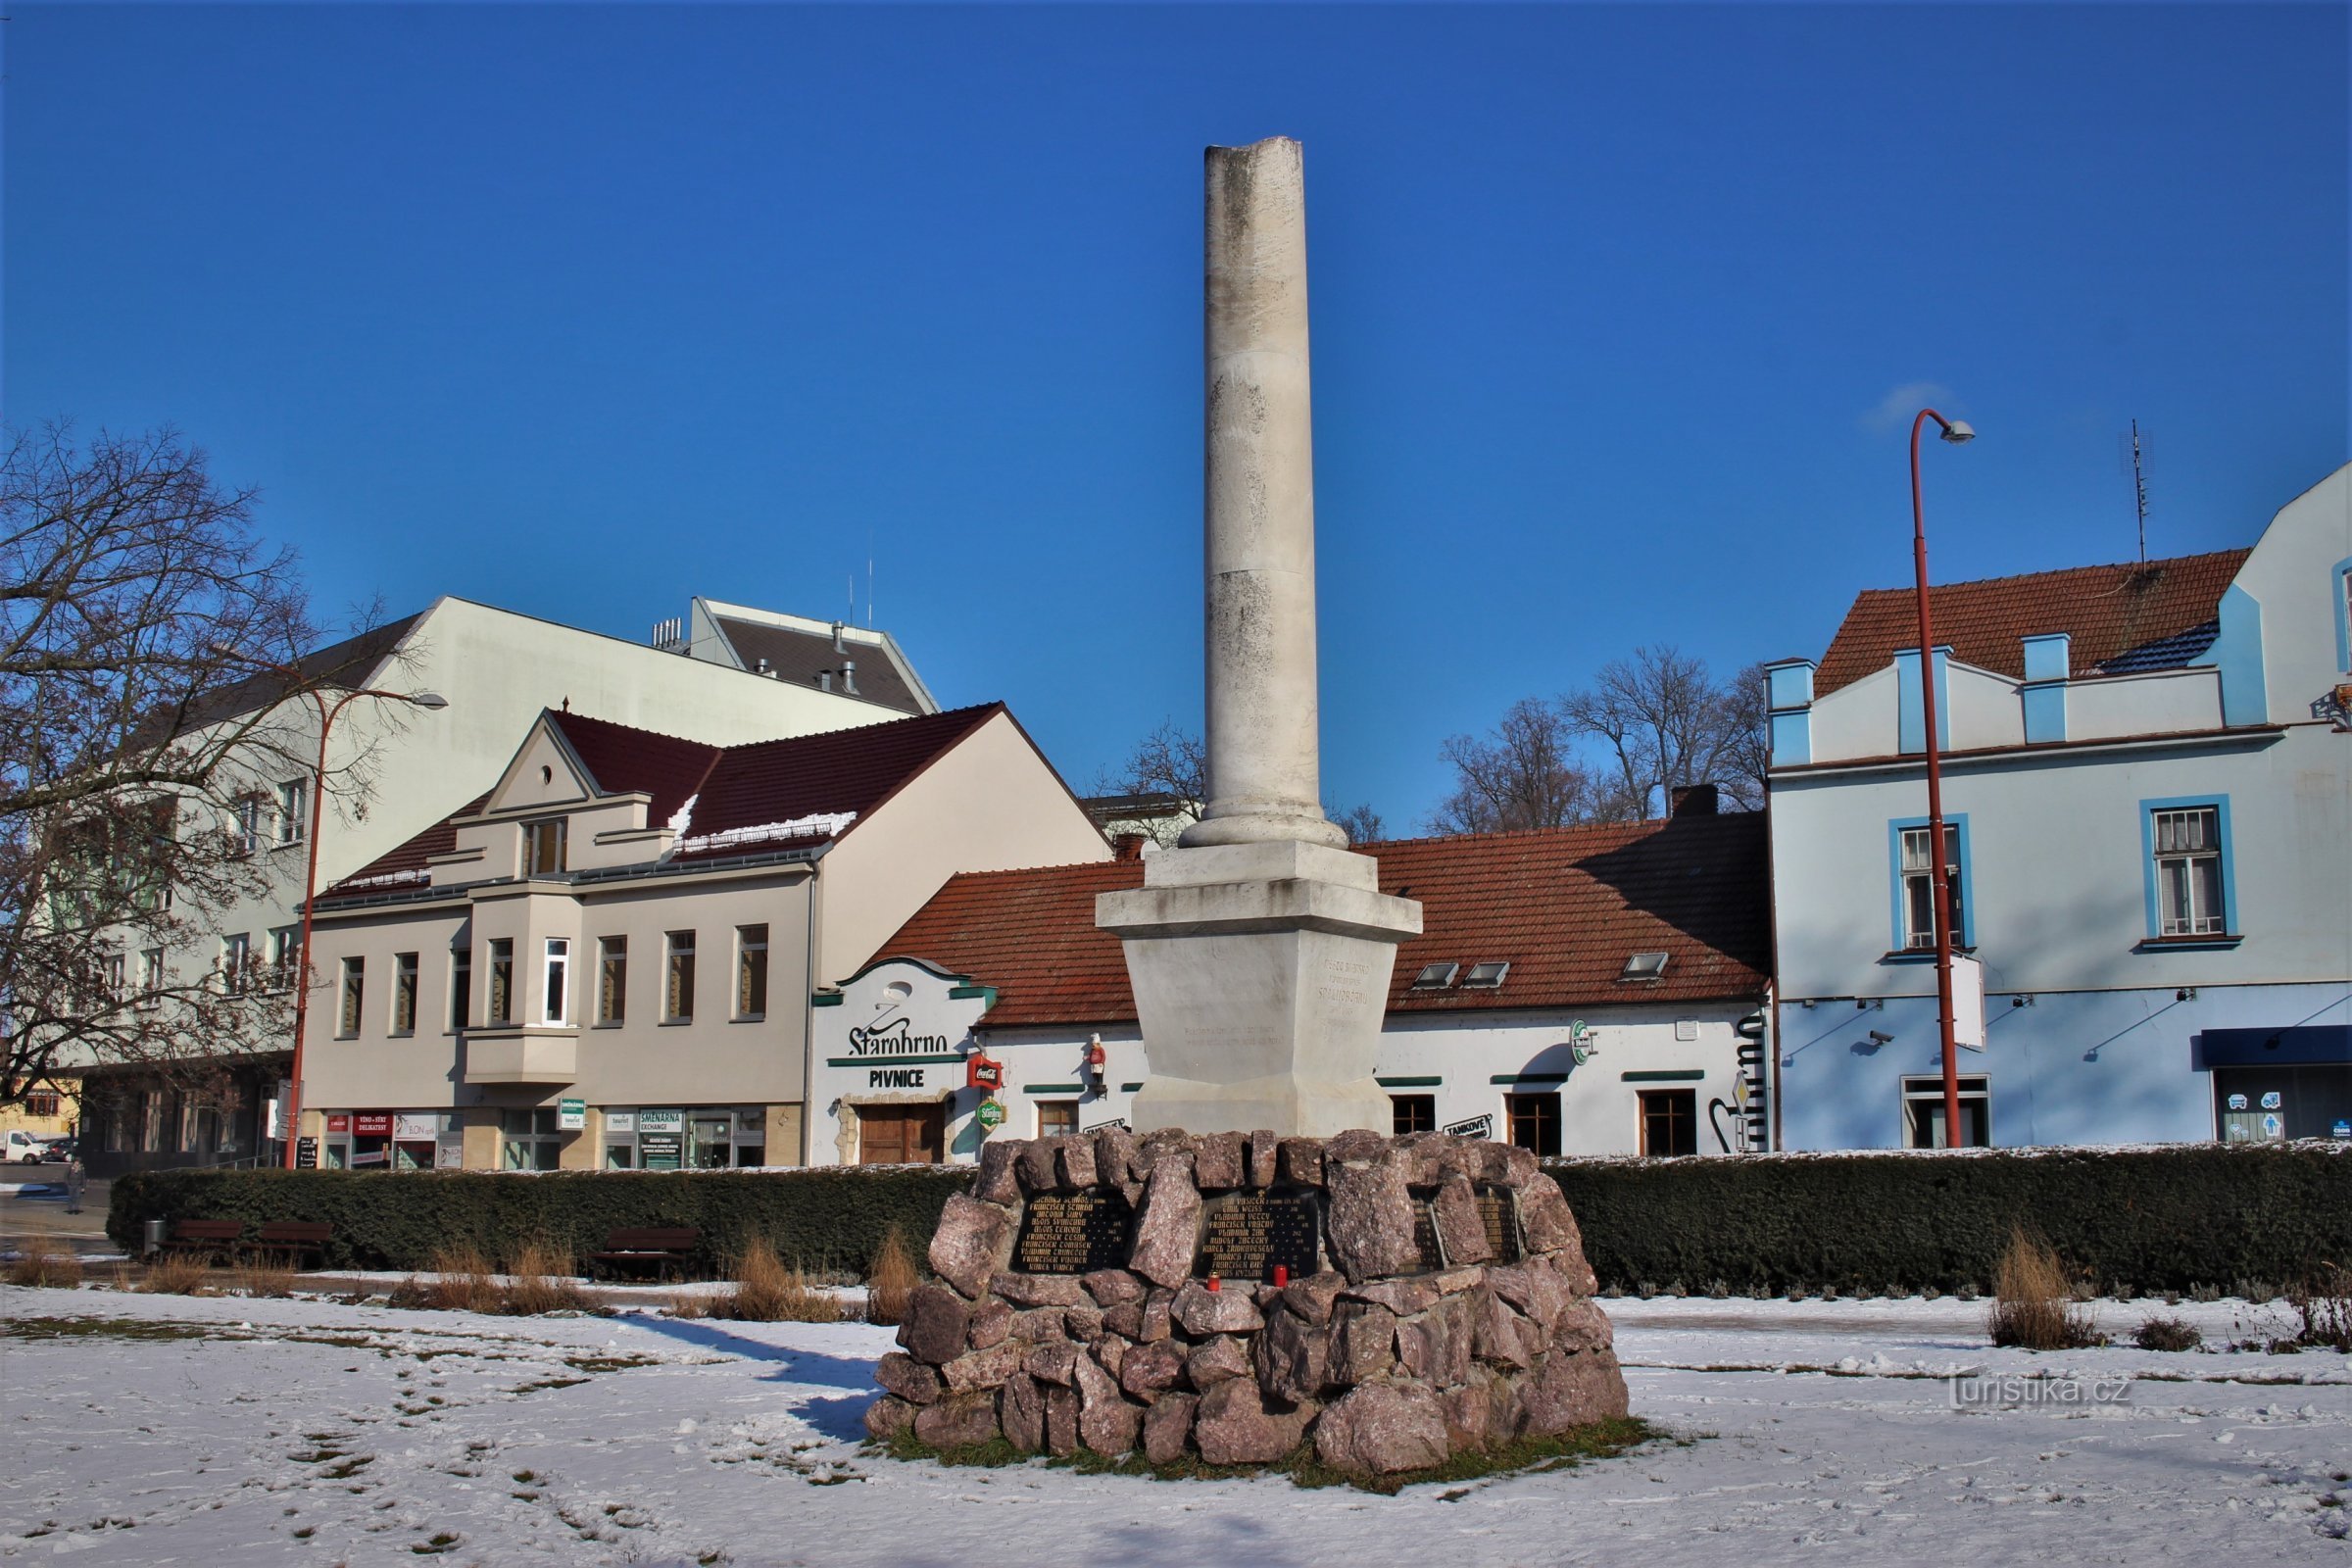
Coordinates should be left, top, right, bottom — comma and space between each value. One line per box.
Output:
704, 608, 932, 716
1814, 549, 2250, 697
165, 612, 424, 736
318, 704, 1009, 898
869, 813, 1771, 1029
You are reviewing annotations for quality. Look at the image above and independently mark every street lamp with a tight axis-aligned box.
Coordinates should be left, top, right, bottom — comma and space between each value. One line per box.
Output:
212, 650, 448, 1167
1909, 408, 1973, 1150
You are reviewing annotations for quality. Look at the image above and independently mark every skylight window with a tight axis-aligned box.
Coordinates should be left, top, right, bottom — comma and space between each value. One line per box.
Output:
1410, 962, 1459, 990
1461, 961, 1510, 989
1619, 952, 1670, 983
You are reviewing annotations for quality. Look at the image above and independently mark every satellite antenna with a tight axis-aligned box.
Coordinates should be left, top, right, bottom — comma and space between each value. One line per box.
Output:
2127, 419, 2150, 566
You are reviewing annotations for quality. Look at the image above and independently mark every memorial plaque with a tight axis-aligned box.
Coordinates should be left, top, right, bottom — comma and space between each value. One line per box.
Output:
1015, 1192, 1135, 1275
1476, 1188, 1523, 1262
1196, 1190, 1320, 1283
1409, 1193, 1446, 1271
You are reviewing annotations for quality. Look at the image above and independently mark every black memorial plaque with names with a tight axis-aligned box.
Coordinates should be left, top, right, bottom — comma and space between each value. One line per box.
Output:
1015, 1192, 1135, 1275
1195, 1190, 1321, 1283
1408, 1191, 1446, 1271
1476, 1188, 1523, 1262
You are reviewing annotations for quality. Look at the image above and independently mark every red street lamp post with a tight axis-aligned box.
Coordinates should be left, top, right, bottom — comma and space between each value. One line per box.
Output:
1909, 408, 1975, 1149
246, 674, 448, 1168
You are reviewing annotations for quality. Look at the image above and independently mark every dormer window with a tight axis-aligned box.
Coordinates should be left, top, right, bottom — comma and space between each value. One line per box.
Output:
1620, 952, 1670, 983
1461, 961, 1510, 989
525, 818, 567, 876
1410, 962, 1459, 990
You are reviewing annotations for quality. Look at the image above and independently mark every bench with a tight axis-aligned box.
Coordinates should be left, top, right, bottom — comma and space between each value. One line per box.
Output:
590, 1226, 700, 1280
254, 1221, 333, 1269
158, 1218, 245, 1261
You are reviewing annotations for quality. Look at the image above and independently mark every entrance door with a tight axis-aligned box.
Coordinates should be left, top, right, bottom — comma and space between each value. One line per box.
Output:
858, 1104, 945, 1165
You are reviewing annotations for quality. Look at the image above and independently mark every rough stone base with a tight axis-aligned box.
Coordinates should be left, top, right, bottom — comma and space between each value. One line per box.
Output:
864, 1130, 1628, 1478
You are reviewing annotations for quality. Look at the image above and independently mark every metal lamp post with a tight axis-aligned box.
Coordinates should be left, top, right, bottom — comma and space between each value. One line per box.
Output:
1909, 408, 1975, 1149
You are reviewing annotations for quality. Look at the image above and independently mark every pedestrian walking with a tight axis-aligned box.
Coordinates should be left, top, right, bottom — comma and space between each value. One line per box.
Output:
65, 1154, 85, 1215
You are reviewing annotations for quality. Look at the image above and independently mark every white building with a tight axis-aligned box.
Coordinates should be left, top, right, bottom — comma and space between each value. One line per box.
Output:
297, 703, 1108, 1171
811, 798, 1773, 1164
1765, 463, 2352, 1149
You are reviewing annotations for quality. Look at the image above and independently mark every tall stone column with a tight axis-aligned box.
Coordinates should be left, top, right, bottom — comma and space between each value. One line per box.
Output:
1098, 138, 1421, 1138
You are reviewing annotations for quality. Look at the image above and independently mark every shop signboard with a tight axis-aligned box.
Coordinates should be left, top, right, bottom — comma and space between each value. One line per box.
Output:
353, 1112, 395, 1137
640, 1132, 683, 1170
435, 1138, 465, 1170
638, 1108, 685, 1134
974, 1099, 1006, 1130
294, 1137, 319, 1169
1443, 1114, 1494, 1140
394, 1113, 441, 1140
604, 1111, 637, 1134
327, 1114, 352, 1134
559, 1099, 587, 1131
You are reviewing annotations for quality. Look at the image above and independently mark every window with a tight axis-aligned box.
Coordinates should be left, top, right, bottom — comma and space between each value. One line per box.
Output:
735, 924, 768, 1019
1505, 1093, 1560, 1157
1036, 1099, 1078, 1138
542, 938, 570, 1025
1638, 1090, 1697, 1157
267, 926, 300, 993
391, 952, 418, 1034
450, 942, 473, 1030
486, 939, 514, 1025
1410, 962, 1459, 990
1392, 1094, 1436, 1134
525, 818, 567, 876
1896, 822, 1966, 951
273, 779, 306, 845
1461, 961, 1510, 989
1619, 951, 1670, 983
500, 1107, 564, 1171
665, 931, 696, 1022
103, 950, 125, 1001
2151, 806, 2227, 937
220, 932, 253, 994
137, 947, 164, 1008
337, 956, 365, 1036
1902, 1075, 1990, 1149
598, 937, 627, 1024
235, 796, 266, 856
25, 1090, 60, 1118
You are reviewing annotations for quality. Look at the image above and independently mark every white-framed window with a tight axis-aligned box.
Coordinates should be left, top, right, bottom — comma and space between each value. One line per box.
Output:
542, 938, 570, 1025
597, 937, 627, 1025
486, 939, 514, 1025
392, 952, 419, 1034
103, 950, 125, 1002
665, 931, 696, 1022
735, 924, 767, 1019
268, 925, 300, 993
2152, 806, 2227, 937
273, 778, 307, 845
234, 797, 266, 856
1902, 1074, 1990, 1149
1896, 822, 1966, 951
525, 818, 567, 877
220, 932, 253, 994
137, 947, 165, 1008
338, 956, 365, 1037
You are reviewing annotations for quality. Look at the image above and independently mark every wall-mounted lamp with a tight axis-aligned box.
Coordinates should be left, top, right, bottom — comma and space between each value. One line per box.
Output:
2010, 994, 2036, 1008
1867, 1030, 1895, 1046
2176, 988, 2198, 1002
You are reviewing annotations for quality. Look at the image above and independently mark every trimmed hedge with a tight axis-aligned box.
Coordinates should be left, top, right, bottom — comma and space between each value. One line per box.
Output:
106, 1166, 973, 1278
1547, 1145, 2352, 1296
108, 1144, 2352, 1294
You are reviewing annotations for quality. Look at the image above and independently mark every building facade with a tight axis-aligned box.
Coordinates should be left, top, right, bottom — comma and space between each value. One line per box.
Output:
1766, 464, 2352, 1150
811, 804, 1773, 1164
299, 704, 1107, 1171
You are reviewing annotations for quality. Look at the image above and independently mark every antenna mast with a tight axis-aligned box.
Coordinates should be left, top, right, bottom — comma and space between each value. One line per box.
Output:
2129, 418, 2150, 566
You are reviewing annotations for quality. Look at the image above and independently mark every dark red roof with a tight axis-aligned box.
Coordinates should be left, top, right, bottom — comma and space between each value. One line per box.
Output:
547, 711, 723, 827
871, 813, 1771, 1029
1814, 549, 2249, 697
322, 793, 490, 896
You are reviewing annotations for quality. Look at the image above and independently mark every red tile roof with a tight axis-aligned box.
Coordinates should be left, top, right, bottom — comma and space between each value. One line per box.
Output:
546, 711, 723, 828
1813, 549, 2249, 697
869, 813, 1771, 1029
322, 793, 490, 896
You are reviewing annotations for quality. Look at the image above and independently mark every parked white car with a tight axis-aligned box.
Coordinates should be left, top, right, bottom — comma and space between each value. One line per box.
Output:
4, 1130, 54, 1164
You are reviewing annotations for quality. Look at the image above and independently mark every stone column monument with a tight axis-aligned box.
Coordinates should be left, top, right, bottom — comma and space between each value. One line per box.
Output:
1098, 137, 1422, 1137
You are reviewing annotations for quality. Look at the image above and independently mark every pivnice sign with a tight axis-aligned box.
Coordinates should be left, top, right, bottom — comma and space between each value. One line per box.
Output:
847, 1013, 955, 1057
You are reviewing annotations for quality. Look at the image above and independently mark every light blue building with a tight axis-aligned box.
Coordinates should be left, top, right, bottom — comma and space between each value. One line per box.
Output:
1766, 465, 2351, 1150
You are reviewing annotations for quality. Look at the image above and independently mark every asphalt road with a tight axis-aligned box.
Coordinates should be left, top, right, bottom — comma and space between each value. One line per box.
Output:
0, 1166, 113, 1256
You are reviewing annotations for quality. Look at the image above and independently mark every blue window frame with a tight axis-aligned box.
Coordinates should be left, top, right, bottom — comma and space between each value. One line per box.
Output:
1887, 814, 1973, 953
2332, 557, 2352, 674
2139, 795, 2238, 942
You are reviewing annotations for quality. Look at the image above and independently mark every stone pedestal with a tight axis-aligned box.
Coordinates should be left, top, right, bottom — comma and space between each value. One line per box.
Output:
1097, 841, 1419, 1137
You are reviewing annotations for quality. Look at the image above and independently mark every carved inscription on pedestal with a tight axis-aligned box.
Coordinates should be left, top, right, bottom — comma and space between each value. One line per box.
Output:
1015, 1192, 1135, 1275
1476, 1188, 1523, 1263
1196, 1189, 1319, 1283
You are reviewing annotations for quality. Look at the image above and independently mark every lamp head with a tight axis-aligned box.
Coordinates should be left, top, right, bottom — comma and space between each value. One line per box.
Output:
410, 693, 449, 710
1938, 419, 1976, 444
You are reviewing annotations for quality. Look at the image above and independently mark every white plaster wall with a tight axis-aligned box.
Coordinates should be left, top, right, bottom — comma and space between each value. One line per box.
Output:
2226, 464, 2352, 707
2068, 668, 2224, 741
1809, 665, 1898, 763
1945, 663, 2024, 753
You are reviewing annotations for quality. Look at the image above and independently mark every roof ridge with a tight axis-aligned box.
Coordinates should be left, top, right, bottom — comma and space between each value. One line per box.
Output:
1847, 546, 2251, 599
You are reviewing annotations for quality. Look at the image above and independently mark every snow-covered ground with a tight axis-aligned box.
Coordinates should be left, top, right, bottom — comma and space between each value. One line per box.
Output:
3, 1285, 2347, 1565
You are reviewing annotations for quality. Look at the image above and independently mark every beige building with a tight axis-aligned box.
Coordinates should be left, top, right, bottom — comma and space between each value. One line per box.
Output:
300, 703, 1108, 1171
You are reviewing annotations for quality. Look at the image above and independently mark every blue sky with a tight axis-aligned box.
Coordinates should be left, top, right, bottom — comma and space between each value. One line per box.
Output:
9, 4, 2345, 829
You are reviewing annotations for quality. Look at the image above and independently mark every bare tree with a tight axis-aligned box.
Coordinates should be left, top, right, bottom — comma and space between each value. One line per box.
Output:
0, 422, 350, 1105
1088, 719, 1207, 848
1425, 698, 1634, 835
1715, 661, 1772, 811
1327, 801, 1386, 846
1560, 645, 1762, 817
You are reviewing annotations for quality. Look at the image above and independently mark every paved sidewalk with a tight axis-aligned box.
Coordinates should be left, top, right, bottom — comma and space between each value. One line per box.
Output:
0, 1169, 116, 1257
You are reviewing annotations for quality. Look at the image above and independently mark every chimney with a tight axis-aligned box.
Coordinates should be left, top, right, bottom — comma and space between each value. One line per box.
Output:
816, 671, 833, 693
832, 620, 847, 654
1669, 783, 1719, 817
754, 657, 770, 675
1112, 832, 1149, 861
841, 660, 858, 697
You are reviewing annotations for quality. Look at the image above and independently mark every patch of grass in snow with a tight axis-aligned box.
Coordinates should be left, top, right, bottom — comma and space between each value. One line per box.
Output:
874, 1416, 1668, 1496
412, 1532, 462, 1553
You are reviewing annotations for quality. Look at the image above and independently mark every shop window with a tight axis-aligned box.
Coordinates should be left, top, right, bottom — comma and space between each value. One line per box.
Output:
1037, 1100, 1078, 1138
273, 778, 307, 845
542, 938, 570, 1025
391, 953, 418, 1035
665, 931, 696, 1022
1505, 1093, 1560, 1158
1638, 1090, 1697, 1157
337, 956, 365, 1037
525, 817, 567, 876
1391, 1094, 1436, 1135
450, 942, 472, 1029
501, 1107, 564, 1171
486, 939, 514, 1025
1901, 1075, 1990, 1149
735, 925, 768, 1019
598, 937, 627, 1024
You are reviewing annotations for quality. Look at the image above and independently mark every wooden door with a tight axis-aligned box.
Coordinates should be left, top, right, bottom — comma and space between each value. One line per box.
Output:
858, 1104, 946, 1165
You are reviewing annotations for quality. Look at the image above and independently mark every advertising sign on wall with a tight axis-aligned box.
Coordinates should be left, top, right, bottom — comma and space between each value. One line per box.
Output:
604, 1111, 636, 1134
638, 1108, 684, 1134
559, 1099, 586, 1131
394, 1113, 441, 1140
353, 1113, 395, 1137
640, 1132, 683, 1170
